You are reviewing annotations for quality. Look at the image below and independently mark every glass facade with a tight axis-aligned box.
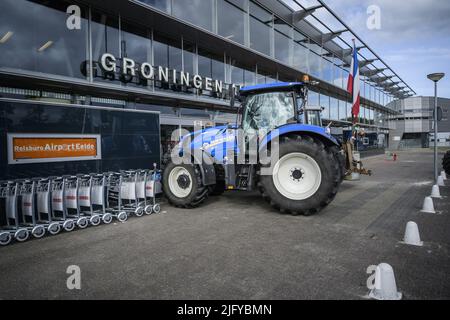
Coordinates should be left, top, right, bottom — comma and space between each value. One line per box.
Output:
198, 48, 225, 81
249, 1, 272, 56
0, 0, 89, 79
0, 0, 396, 130
173, 0, 214, 31
138, 0, 170, 13
274, 20, 292, 65
134, 0, 396, 111
218, 0, 247, 45
293, 31, 309, 74
230, 58, 255, 86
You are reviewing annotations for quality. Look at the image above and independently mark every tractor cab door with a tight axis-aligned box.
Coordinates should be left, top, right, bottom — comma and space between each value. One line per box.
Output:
240, 91, 296, 161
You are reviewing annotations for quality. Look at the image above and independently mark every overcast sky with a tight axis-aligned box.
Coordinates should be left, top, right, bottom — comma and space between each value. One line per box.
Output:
284, 0, 450, 98
323, 0, 450, 98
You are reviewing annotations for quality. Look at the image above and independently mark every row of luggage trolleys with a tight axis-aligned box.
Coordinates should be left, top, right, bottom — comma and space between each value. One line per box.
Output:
0, 169, 161, 246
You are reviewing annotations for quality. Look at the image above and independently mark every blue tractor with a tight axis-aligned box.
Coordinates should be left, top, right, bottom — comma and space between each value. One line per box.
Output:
162, 81, 350, 215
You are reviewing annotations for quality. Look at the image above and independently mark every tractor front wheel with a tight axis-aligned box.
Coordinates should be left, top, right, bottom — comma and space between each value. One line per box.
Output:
163, 162, 209, 208
258, 135, 341, 216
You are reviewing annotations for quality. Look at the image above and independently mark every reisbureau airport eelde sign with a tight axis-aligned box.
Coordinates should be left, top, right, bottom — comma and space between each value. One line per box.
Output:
7, 133, 102, 165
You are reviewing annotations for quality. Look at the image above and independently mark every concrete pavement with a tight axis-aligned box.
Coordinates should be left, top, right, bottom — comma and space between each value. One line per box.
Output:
0, 150, 449, 299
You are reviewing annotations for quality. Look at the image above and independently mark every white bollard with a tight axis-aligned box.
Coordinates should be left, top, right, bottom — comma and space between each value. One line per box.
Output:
421, 196, 436, 214
430, 184, 442, 198
403, 221, 423, 246
369, 263, 402, 300
437, 175, 445, 187
441, 171, 447, 180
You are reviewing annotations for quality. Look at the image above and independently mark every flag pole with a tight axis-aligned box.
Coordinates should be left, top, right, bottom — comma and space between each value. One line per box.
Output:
351, 39, 357, 149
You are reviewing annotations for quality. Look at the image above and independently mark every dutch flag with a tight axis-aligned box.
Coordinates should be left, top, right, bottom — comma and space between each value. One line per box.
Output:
347, 42, 360, 123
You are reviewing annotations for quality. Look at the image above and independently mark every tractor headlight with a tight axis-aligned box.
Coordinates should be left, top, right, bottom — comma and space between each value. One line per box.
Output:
325, 127, 331, 135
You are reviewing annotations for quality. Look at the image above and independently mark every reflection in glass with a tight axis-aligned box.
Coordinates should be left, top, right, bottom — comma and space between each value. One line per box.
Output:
218, 0, 246, 45
330, 97, 339, 120
256, 68, 276, 84
181, 108, 210, 118
339, 99, 347, 122
91, 11, 120, 60
320, 94, 330, 120
120, 22, 151, 88
308, 51, 322, 79
173, 0, 213, 31
198, 48, 225, 81
137, 0, 171, 13
346, 100, 352, 121
322, 58, 334, 84
293, 31, 309, 73
91, 11, 120, 83
0, 0, 88, 79
274, 19, 292, 65
153, 33, 182, 70
359, 106, 366, 124
274, 31, 291, 65
153, 33, 182, 91
183, 41, 196, 75
230, 59, 255, 86
249, 1, 272, 56
121, 23, 150, 62
308, 90, 319, 107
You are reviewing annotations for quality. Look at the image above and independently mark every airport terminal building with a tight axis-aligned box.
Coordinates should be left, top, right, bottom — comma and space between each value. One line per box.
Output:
388, 96, 450, 149
0, 0, 415, 178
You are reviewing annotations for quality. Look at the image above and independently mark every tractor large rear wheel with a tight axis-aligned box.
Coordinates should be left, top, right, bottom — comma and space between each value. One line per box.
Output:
258, 135, 341, 216
443, 151, 450, 176
163, 162, 209, 208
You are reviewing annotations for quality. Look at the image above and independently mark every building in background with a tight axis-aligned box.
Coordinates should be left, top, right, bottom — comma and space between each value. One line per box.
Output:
388, 96, 450, 149
0, 0, 415, 177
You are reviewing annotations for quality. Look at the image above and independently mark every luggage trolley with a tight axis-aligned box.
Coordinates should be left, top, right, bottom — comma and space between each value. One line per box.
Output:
47, 176, 82, 232
136, 169, 153, 215
35, 177, 65, 235
78, 174, 113, 225
17, 179, 46, 239
144, 165, 161, 214
0, 181, 29, 245
122, 170, 145, 217
77, 174, 102, 226
104, 172, 135, 222
62, 176, 89, 229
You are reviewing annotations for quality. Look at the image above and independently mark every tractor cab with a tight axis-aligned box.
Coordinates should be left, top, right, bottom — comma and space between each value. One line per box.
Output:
238, 81, 325, 134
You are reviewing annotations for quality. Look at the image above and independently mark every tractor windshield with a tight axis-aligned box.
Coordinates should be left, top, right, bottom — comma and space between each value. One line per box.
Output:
242, 92, 295, 133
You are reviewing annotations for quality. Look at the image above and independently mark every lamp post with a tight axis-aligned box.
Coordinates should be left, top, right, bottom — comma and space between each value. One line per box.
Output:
427, 73, 445, 183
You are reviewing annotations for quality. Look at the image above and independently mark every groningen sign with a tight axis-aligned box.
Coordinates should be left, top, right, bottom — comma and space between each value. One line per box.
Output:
98, 53, 238, 97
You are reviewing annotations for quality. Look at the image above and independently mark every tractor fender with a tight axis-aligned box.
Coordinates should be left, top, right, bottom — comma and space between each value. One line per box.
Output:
192, 151, 217, 186
259, 124, 340, 151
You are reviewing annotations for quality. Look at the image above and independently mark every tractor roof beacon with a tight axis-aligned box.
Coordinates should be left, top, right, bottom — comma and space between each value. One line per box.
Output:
162, 81, 357, 216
